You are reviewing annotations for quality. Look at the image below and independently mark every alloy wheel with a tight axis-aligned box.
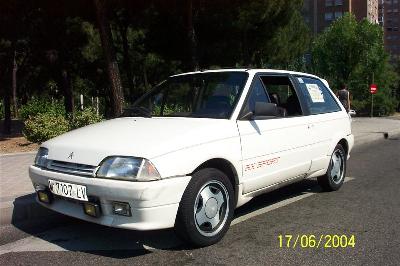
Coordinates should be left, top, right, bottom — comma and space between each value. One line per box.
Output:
193, 180, 229, 237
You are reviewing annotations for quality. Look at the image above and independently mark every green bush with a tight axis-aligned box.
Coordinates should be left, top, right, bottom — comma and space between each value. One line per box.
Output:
19, 98, 65, 121
69, 107, 103, 129
372, 95, 397, 116
350, 99, 369, 116
352, 96, 398, 116
23, 113, 69, 143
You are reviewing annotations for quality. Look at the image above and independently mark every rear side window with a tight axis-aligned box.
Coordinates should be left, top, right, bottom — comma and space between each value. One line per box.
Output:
296, 77, 341, 115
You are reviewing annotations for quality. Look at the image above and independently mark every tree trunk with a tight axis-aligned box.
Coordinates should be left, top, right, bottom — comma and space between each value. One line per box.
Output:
186, 0, 199, 71
115, 14, 134, 90
12, 50, 18, 118
61, 69, 74, 116
114, 9, 135, 101
3, 80, 12, 135
93, 0, 124, 117
120, 23, 136, 101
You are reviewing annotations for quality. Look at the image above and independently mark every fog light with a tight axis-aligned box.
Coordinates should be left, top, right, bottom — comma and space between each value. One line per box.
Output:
83, 202, 101, 218
34, 183, 45, 192
37, 190, 52, 204
112, 202, 131, 216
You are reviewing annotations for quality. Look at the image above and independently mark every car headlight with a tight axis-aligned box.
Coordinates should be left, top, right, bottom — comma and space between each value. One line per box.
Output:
96, 156, 161, 181
35, 147, 49, 168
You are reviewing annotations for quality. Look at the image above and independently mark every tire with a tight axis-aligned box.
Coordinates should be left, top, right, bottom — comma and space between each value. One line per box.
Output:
318, 144, 347, 191
174, 168, 234, 247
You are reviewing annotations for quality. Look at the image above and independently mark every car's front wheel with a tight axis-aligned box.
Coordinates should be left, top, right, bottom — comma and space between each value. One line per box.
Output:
318, 144, 347, 191
175, 168, 234, 247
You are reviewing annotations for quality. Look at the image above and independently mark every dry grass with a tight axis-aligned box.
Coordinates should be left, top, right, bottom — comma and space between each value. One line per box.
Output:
0, 119, 39, 154
0, 136, 39, 154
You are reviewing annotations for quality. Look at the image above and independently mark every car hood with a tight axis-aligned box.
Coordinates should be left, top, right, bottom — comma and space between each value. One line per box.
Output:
43, 117, 238, 166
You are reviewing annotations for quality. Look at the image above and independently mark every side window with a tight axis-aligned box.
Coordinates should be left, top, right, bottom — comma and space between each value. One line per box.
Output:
241, 77, 270, 115
296, 77, 341, 115
260, 75, 303, 117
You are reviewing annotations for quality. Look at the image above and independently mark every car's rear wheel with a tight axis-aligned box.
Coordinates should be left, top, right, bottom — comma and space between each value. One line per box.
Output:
175, 168, 234, 247
318, 144, 346, 191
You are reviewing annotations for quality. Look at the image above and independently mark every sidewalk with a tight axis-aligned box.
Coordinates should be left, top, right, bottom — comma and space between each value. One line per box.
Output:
1, 117, 400, 226
0, 152, 57, 225
351, 117, 400, 145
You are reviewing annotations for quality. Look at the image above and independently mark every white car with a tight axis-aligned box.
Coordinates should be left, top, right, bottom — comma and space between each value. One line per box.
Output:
30, 69, 354, 247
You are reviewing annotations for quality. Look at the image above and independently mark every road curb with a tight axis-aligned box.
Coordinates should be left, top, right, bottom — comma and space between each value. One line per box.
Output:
354, 128, 400, 147
0, 151, 37, 158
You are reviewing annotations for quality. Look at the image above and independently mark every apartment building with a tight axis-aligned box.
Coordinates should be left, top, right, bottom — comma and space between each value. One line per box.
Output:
304, 0, 379, 34
381, 0, 400, 59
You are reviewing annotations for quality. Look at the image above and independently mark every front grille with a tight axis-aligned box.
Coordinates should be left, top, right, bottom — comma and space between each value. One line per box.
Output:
47, 160, 97, 177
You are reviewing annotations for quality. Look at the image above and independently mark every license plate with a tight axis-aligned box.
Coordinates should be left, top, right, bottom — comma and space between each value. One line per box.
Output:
48, 179, 88, 201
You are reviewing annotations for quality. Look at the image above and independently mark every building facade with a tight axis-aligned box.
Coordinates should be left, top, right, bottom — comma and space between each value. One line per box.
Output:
304, 0, 379, 34
381, 0, 400, 59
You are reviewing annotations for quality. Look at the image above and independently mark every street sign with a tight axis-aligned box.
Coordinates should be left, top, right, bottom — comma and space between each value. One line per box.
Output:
370, 84, 378, 94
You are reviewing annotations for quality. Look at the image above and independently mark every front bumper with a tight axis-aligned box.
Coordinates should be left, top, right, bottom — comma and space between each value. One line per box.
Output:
29, 165, 191, 230
347, 133, 354, 159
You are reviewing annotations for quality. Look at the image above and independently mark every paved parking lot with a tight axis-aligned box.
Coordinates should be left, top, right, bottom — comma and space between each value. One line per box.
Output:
0, 135, 399, 265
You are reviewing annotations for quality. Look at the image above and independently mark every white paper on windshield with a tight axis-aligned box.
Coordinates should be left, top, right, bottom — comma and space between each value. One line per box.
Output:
306, 83, 325, 103
297, 78, 304, 83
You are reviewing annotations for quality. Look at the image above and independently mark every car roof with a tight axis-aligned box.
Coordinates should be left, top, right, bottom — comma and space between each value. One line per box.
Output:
170, 68, 320, 79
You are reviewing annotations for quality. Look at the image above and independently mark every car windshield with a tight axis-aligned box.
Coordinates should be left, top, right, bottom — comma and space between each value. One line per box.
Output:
123, 72, 248, 119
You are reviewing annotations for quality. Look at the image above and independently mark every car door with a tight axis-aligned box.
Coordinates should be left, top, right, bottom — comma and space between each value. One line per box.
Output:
293, 76, 346, 173
236, 73, 313, 194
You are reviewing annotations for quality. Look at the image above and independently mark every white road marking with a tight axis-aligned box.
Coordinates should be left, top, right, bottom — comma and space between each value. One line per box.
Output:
0, 177, 355, 254
0, 235, 65, 255
231, 177, 355, 226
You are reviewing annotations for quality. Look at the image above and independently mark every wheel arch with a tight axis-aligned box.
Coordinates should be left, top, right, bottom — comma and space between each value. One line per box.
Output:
191, 158, 240, 205
338, 138, 349, 156
328, 136, 349, 158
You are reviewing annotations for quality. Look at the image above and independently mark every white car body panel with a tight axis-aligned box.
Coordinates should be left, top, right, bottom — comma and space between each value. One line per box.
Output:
237, 116, 312, 193
29, 69, 354, 230
42, 117, 241, 178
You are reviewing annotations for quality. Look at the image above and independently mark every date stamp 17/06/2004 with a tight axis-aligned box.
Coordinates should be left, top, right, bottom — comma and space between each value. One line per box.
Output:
278, 234, 356, 249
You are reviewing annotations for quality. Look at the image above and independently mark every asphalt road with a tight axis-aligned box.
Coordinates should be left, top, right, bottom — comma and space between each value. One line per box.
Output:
1, 135, 400, 265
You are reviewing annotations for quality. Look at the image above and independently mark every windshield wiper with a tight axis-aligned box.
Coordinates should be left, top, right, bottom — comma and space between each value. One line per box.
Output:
121, 106, 152, 118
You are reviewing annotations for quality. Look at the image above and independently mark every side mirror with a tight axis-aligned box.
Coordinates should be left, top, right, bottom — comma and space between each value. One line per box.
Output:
348, 109, 356, 117
253, 102, 278, 119
239, 102, 279, 120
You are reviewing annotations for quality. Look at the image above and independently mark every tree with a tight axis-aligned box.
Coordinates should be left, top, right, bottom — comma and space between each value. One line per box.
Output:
1, 0, 311, 126
262, 7, 311, 68
234, 0, 309, 67
0, 0, 25, 133
312, 14, 361, 86
12, 50, 18, 117
114, 8, 134, 90
147, 0, 309, 69
186, 0, 199, 71
391, 58, 400, 111
0, 61, 12, 134
93, 0, 124, 116
312, 13, 399, 115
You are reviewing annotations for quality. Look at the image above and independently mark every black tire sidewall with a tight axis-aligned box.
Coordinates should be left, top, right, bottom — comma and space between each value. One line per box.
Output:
327, 144, 346, 190
175, 168, 234, 247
